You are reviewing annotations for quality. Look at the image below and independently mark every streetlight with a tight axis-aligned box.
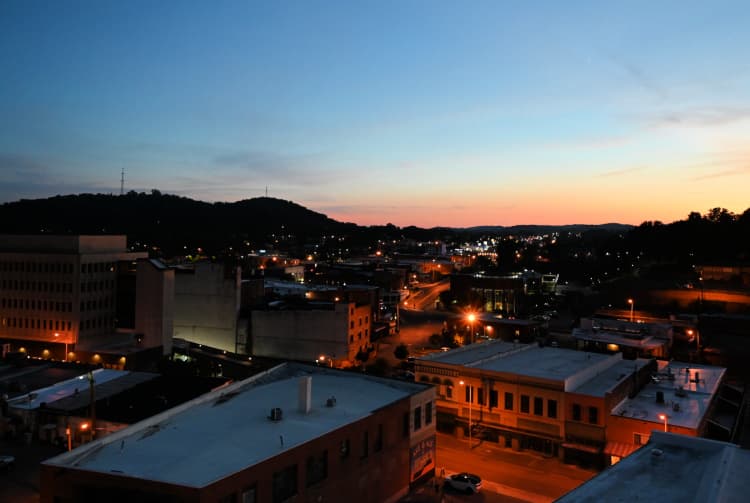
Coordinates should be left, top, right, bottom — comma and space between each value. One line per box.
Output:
627, 298, 634, 322
459, 380, 472, 446
484, 325, 492, 339
467, 313, 476, 344
658, 413, 668, 432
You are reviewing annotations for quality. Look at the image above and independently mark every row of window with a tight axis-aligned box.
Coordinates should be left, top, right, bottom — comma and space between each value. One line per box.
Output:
412, 401, 433, 431
1, 297, 114, 313
1, 279, 116, 293
1, 317, 72, 332
348, 328, 369, 343
457, 385, 600, 424
1, 280, 74, 293
0, 261, 74, 274
0, 316, 113, 332
349, 315, 370, 329
0, 261, 115, 275
2, 298, 73, 312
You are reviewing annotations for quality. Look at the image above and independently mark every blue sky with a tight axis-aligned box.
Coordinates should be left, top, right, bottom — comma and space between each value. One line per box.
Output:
1, 1, 749, 226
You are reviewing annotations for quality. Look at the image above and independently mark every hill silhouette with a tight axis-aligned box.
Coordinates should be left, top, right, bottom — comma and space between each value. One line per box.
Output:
0, 192, 354, 257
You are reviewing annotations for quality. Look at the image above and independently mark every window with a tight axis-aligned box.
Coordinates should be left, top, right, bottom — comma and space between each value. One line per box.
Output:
425, 402, 433, 426
446, 386, 452, 399
374, 424, 383, 452
361, 431, 369, 459
588, 407, 599, 425
477, 388, 485, 406
414, 406, 422, 431
520, 395, 530, 414
634, 433, 646, 446
572, 404, 582, 421
489, 390, 498, 408
241, 486, 256, 503
547, 399, 558, 419
504, 392, 514, 411
340, 438, 350, 459
306, 450, 327, 487
403, 412, 410, 436
272, 464, 297, 503
533, 397, 543, 416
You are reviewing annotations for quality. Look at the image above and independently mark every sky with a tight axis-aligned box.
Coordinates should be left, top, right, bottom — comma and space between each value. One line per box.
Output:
1, 1, 749, 228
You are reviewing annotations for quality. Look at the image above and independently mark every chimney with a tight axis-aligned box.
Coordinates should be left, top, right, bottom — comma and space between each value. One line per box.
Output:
299, 376, 312, 414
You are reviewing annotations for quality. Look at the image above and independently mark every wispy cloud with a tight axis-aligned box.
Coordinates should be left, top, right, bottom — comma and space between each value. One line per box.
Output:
606, 55, 668, 101
656, 106, 750, 127
0, 153, 114, 202
596, 166, 644, 178
691, 166, 750, 181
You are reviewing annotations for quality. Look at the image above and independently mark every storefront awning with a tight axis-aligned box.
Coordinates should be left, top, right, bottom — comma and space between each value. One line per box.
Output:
604, 441, 640, 458
562, 442, 601, 454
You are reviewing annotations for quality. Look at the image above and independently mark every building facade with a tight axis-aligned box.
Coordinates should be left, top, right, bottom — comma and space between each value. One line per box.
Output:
0, 235, 147, 360
415, 341, 655, 466
172, 262, 241, 353
249, 301, 372, 367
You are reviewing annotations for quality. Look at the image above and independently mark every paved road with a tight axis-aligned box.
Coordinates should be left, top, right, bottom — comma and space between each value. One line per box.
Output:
435, 433, 596, 503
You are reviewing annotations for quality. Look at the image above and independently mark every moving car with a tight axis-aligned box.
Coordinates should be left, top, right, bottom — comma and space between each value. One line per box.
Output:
444, 472, 482, 494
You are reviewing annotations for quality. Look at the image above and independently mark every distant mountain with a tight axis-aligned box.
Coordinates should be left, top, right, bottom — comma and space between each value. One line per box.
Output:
0, 192, 354, 256
460, 223, 634, 235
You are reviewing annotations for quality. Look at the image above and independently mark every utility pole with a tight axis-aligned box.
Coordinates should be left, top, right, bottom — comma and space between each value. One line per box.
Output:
87, 371, 96, 439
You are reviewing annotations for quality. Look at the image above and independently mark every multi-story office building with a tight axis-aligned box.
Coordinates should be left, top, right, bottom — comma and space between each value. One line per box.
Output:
41, 363, 436, 503
0, 235, 147, 360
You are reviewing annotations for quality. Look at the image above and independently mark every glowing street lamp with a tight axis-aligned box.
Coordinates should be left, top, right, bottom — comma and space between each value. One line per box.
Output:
658, 413, 668, 432
627, 298, 634, 322
459, 380, 473, 446
467, 313, 476, 344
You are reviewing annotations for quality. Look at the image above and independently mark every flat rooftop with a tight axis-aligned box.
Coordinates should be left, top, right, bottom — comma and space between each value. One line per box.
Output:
572, 328, 668, 349
612, 361, 726, 430
420, 340, 632, 393
557, 432, 750, 503
44, 363, 429, 487
7, 368, 158, 411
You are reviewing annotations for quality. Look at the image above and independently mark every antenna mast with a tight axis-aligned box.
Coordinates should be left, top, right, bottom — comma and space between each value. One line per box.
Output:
120, 168, 125, 195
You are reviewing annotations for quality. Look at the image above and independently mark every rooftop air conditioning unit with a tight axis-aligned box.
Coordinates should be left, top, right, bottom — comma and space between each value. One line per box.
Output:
269, 407, 283, 421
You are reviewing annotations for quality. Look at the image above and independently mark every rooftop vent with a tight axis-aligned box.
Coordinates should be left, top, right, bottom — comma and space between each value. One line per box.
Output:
651, 448, 664, 458
269, 407, 283, 421
326, 396, 337, 407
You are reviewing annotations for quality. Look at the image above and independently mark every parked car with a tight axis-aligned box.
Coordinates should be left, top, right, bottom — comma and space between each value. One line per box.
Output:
444, 472, 482, 494
0, 455, 15, 471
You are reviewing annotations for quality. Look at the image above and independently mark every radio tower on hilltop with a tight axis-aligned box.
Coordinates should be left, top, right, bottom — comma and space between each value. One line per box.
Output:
120, 168, 125, 195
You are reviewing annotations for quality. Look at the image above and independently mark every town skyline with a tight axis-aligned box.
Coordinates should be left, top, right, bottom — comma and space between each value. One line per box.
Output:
2, 1, 749, 227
